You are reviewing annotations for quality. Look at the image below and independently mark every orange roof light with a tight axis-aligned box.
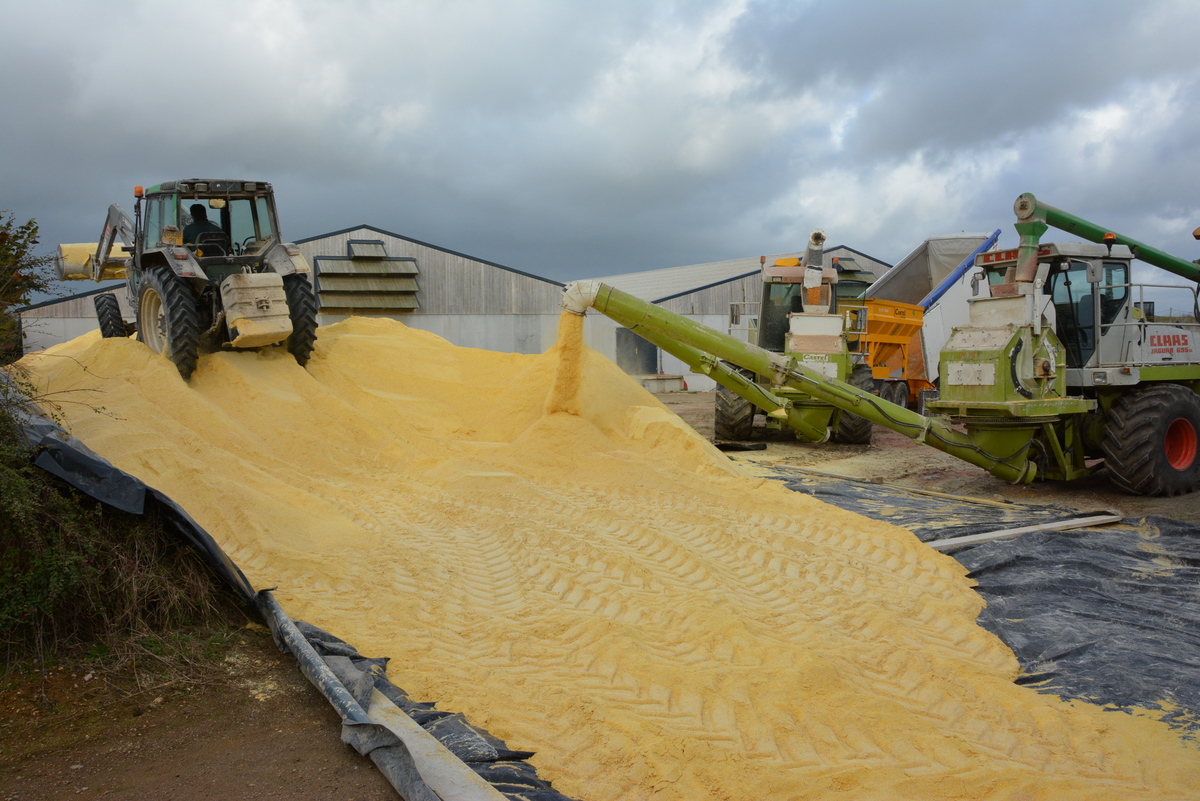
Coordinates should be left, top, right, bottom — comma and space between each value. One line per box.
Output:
134, 186, 144, 198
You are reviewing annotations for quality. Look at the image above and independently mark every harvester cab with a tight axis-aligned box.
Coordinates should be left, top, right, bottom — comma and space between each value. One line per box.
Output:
71, 179, 319, 381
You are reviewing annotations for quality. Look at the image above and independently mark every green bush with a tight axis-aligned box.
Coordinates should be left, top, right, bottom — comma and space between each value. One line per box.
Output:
0, 393, 245, 666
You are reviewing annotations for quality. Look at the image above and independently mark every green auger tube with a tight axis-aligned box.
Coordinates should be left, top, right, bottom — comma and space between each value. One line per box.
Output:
561, 281, 1037, 484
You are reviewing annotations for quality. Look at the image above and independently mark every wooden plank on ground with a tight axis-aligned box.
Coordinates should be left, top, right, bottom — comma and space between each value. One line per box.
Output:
928, 514, 1124, 552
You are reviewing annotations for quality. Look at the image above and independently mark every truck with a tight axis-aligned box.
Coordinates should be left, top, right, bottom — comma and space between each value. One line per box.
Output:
60, 179, 318, 380
855, 231, 1000, 410
562, 194, 1200, 496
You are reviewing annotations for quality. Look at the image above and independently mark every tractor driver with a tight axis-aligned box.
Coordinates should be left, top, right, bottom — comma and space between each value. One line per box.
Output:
183, 204, 223, 244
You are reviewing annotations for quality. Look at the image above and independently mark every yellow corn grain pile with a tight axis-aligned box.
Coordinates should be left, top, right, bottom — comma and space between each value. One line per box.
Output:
16, 316, 1200, 800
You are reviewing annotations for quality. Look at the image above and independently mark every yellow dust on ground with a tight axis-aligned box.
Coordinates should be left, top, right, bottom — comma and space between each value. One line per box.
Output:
16, 316, 1200, 801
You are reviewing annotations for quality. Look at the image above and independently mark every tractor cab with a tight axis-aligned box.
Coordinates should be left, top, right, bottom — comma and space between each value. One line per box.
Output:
973, 242, 1200, 387
139, 180, 285, 282
974, 243, 1130, 368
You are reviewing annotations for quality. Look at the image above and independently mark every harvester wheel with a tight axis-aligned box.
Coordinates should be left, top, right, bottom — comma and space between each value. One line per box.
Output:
832, 366, 874, 445
136, 266, 200, 380
283, 274, 319, 366
94, 293, 126, 339
1102, 383, 1200, 496
715, 383, 755, 442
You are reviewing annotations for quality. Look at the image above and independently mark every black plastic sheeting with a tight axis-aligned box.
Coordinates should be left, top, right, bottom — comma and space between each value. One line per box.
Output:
6, 375, 579, 800
295, 621, 579, 801
770, 467, 1200, 736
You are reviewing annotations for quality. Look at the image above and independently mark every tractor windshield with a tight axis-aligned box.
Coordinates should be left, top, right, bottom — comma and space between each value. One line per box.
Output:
179, 195, 277, 254
759, 282, 806, 352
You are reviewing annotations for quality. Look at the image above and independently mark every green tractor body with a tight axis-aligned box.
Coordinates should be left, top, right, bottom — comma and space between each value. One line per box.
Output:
715, 229, 875, 444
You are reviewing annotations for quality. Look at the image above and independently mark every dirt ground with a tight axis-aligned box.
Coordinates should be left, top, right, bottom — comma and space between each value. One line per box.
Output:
3, 390, 1196, 801
659, 391, 1200, 525
0, 623, 396, 801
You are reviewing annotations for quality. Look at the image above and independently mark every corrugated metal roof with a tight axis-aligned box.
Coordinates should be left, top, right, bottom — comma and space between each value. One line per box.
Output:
593, 244, 892, 304
594, 252, 805, 304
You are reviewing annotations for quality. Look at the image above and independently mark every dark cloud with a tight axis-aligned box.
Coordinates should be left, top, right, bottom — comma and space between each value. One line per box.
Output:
4, 0, 1200, 295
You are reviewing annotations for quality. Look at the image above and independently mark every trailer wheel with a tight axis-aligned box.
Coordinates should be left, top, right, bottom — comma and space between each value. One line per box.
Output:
714, 382, 755, 442
1102, 383, 1200, 496
832, 365, 874, 445
881, 380, 909, 410
283, 274, 319, 367
94, 293, 126, 339
137, 266, 200, 380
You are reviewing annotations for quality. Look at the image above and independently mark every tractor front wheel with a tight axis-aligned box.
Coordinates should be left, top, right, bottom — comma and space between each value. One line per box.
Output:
1102, 383, 1200, 496
283, 273, 319, 367
832, 366, 875, 445
137, 266, 200, 380
94, 292, 126, 339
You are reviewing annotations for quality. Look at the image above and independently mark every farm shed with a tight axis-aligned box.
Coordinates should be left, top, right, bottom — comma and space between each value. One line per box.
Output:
589, 245, 890, 391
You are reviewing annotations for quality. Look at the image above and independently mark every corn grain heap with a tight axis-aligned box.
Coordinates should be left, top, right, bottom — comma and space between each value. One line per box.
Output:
18, 317, 1200, 800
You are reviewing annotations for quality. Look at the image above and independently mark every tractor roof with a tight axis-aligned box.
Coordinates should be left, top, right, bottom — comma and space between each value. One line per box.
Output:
144, 179, 273, 196
976, 242, 1134, 268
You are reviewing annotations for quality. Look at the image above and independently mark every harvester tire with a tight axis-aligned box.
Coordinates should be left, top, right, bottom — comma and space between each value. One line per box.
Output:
136, 266, 200, 380
284, 274, 319, 367
715, 384, 755, 442
1102, 383, 1200, 496
832, 366, 874, 445
94, 293, 126, 339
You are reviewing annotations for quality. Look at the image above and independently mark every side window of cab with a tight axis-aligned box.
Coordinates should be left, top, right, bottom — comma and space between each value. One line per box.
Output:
143, 196, 164, 247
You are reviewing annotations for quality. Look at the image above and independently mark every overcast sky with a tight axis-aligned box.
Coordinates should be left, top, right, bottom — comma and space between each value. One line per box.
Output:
4, 0, 1200, 293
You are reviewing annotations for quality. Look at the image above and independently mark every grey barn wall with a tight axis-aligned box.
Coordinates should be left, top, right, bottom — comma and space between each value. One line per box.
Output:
18, 287, 132, 353
298, 227, 563, 316
299, 227, 566, 355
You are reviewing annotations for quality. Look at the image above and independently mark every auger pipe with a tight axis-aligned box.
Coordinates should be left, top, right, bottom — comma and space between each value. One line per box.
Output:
563, 280, 1036, 484
1015, 193, 1200, 284
615, 321, 830, 442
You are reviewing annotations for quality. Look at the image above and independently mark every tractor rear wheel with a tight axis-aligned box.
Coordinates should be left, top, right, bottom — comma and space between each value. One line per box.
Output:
1102, 383, 1200, 496
283, 273, 319, 366
94, 292, 126, 339
137, 266, 200, 380
714, 382, 755, 442
832, 365, 875, 445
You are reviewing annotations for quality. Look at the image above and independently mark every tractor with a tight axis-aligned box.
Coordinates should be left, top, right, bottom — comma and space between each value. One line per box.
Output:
714, 230, 877, 445
72, 179, 317, 380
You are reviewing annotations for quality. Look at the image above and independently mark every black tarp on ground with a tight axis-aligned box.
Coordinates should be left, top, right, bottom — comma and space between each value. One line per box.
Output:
769, 467, 1200, 736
